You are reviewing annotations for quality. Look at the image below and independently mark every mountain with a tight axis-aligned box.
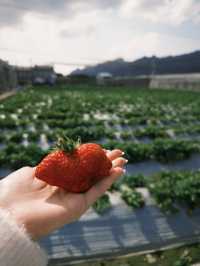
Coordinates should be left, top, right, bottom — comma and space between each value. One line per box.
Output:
70, 51, 200, 77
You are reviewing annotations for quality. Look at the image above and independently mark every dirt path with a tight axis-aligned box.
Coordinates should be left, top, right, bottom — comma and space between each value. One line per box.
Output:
0, 90, 16, 101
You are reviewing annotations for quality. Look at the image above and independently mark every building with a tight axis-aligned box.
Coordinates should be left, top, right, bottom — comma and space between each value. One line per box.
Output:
65, 74, 95, 85
96, 72, 113, 85
96, 72, 200, 91
16, 65, 56, 85
0, 59, 17, 92
110, 76, 151, 88
15, 67, 32, 85
150, 73, 200, 90
32, 66, 56, 85
96, 74, 151, 88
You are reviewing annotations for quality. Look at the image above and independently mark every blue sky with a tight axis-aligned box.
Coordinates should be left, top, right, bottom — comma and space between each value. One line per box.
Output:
0, 0, 199, 74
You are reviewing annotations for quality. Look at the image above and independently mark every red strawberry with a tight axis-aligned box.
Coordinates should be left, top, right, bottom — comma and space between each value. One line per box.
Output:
35, 136, 112, 193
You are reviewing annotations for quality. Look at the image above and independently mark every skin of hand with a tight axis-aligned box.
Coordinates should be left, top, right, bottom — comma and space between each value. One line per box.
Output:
0, 149, 127, 240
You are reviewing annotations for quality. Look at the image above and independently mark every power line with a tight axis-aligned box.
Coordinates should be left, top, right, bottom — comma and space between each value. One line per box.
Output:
0, 47, 99, 67
0, 3, 112, 66
0, 45, 109, 67
0, 3, 111, 68
0, 47, 34, 55
52, 62, 94, 67
0, 47, 101, 62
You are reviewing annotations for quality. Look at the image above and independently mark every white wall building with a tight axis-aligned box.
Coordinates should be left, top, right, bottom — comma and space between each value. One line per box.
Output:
150, 73, 200, 90
96, 72, 112, 85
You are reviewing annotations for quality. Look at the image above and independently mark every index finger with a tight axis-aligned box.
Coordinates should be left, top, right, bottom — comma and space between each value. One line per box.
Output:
106, 149, 124, 161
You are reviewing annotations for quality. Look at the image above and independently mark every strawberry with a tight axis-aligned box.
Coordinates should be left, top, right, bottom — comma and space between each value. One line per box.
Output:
35, 136, 112, 193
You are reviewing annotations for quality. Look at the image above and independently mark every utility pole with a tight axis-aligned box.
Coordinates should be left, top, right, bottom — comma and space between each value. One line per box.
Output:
151, 56, 156, 77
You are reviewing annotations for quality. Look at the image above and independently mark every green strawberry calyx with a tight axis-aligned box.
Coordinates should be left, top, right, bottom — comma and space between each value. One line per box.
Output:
55, 135, 81, 153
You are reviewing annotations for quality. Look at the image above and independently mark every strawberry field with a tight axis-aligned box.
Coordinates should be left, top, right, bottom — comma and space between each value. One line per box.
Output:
1, 85, 200, 262
1, 85, 200, 213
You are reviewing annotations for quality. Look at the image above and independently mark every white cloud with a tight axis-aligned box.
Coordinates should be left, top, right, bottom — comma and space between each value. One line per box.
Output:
113, 32, 200, 60
0, 1, 199, 75
0, 10, 114, 69
60, 25, 96, 38
120, 0, 200, 26
0, 0, 123, 28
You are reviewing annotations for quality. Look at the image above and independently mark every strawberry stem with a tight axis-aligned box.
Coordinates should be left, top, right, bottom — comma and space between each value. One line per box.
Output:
55, 135, 81, 153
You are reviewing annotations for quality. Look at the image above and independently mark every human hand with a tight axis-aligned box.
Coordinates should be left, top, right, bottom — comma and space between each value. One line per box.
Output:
0, 149, 127, 240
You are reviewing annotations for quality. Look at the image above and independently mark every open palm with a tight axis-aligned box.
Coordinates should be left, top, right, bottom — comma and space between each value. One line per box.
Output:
0, 149, 126, 239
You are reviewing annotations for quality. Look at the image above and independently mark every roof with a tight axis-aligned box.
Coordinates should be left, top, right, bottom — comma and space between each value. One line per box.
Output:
97, 72, 113, 78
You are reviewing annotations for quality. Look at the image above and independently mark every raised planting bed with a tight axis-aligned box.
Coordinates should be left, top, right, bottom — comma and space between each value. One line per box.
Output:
109, 169, 200, 215
40, 189, 200, 264
120, 185, 145, 208
103, 139, 200, 163
149, 171, 200, 213
0, 143, 48, 169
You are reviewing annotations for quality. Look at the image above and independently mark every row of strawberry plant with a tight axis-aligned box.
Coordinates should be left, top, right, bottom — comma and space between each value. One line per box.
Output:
103, 139, 200, 163
1, 88, 200, 133
149, 171, 200, 213
109, 170, 200, 213
0, 143, 48, 170
0, 138, 199, 169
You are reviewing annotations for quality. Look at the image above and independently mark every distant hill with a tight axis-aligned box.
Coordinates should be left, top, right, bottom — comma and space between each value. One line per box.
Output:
70, 51, 200, 77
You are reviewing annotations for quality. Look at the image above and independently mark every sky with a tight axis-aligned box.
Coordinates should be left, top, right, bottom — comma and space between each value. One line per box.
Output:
0, 0, 200, 74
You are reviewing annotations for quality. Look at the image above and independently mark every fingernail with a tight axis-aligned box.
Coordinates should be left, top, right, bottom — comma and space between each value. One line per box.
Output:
125, 159, 128, 163
122, 169, 126, 174
121, 151, 125, 155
